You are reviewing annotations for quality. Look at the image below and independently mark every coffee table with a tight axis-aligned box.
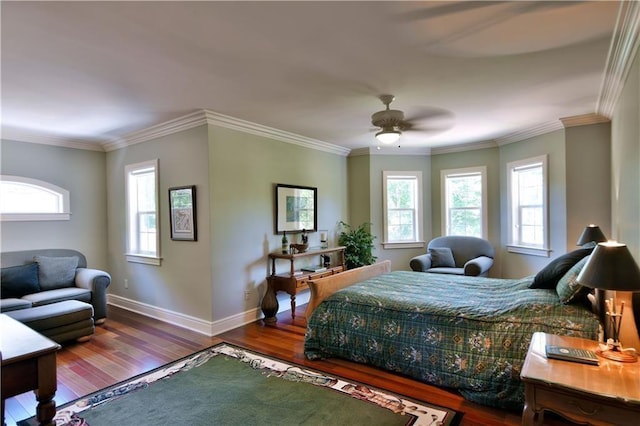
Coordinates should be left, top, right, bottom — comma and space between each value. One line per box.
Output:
1, 314, 61, 426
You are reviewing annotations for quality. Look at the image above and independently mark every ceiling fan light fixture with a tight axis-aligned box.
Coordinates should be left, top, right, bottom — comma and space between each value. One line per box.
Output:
375, 129, 401, 144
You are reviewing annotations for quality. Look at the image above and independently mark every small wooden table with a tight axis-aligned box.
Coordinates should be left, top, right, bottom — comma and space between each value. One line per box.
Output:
521, 332, 640, 425
262, 246, 346, 321
1, 314, 61, 426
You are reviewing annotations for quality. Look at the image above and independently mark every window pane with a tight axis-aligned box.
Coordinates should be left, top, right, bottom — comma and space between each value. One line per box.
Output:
126, 160, 159, 258
387, 179, 415, 209
444, 170, 484, 237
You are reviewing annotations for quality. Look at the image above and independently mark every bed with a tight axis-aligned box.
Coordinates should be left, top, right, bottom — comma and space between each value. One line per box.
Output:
303, 260, 601, 410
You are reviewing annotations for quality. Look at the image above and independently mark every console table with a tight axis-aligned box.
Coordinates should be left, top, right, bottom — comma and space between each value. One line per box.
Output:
261, 246, 345, 322
1, 314, 61, 426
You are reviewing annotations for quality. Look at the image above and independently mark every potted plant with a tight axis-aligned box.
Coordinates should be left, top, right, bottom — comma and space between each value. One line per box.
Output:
338, 221, 377, 269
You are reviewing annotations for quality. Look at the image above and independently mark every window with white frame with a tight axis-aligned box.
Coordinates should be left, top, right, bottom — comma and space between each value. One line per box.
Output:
0, 175, 70, 221
382, 171, 423, 248
507, 155, 549, 256
125, 159, 161, 265
441, 166, 487, 238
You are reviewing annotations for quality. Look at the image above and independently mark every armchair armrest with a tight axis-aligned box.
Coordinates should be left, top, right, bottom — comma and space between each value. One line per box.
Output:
75, 268, 111, 322
409, 254, 433, 272
464, 256, 494, 277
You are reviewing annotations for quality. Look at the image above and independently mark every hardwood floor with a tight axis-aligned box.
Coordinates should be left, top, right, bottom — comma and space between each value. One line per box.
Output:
4, 305, 528, 426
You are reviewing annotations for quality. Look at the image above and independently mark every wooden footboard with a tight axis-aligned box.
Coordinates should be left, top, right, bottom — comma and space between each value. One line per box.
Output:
305, 260, 391, 318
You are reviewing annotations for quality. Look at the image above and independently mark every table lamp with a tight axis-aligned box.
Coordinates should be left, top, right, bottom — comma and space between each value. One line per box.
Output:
577, 241, 640, 362
576, 224, 607, 247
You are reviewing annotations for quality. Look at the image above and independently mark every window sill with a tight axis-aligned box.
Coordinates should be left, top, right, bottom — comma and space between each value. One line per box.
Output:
126, 254, 162, 266
382, 241, 425, 249
0, 213, 70, 221
507, 245, 551, 257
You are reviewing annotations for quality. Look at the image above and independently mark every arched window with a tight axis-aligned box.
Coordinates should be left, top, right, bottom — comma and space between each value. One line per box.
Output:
0, 175, 71, 221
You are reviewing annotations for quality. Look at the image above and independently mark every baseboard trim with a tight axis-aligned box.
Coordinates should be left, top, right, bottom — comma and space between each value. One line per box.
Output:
107, 294, 262, 337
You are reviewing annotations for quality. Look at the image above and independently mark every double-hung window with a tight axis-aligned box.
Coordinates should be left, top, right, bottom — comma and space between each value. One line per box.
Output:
125, 159, 161, 265
441, 166, 487, 238
382, 171, 423, 248
507, 155, 549, 256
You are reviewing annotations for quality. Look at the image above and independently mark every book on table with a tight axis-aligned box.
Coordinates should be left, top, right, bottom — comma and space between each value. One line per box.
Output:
545, 345, 599, 365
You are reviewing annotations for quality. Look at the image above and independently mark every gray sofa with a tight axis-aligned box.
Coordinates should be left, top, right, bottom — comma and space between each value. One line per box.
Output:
1, 249, 111, 324
410, 236, 495, 277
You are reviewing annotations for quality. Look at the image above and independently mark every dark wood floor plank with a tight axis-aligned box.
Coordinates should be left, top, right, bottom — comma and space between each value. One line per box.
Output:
3, 304, 538, 426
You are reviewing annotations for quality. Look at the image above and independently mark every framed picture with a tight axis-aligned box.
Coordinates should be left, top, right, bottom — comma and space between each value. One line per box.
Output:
169, 185, 197, 241
275, 183, 317, 234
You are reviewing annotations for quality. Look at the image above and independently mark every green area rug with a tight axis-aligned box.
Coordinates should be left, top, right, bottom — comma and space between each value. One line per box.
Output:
19, 343, 460, 426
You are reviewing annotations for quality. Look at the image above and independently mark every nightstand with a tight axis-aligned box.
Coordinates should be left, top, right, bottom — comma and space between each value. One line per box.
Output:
521, 332, 640, 425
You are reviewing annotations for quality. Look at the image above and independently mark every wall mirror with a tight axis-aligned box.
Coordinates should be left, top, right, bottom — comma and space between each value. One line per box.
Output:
275, 183, 317, 234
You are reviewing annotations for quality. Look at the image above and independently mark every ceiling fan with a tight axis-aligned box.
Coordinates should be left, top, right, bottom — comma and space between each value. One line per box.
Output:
371, 94, 454, 146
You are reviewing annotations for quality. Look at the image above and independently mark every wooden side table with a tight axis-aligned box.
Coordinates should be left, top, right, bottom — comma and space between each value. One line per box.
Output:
1, 314, 61, 426
521, 332, 640, 425
262, 246, 345, 322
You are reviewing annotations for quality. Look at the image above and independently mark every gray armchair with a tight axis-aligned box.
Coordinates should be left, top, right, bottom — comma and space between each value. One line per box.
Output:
410, 236, 495, 277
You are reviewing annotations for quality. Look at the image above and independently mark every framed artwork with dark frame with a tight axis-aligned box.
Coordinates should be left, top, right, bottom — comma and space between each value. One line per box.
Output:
275, 183, 317, 234
169, 185, 197, 241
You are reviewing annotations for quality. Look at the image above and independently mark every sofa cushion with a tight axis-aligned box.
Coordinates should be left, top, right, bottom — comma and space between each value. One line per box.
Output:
529, 247, 593, 289
22, 287, 91, 307
0, 298, 33, 312
429, 247, 456, 268
1, 262, 40, 298
34, 255, 78, 290
556, 256, 592, 304
427, 267, 464, 275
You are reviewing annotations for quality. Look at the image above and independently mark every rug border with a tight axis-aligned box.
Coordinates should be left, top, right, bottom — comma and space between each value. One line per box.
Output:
19, 341, 462, 426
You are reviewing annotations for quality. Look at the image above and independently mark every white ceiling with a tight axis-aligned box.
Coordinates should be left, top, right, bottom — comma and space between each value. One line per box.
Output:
0, 1, 629, 153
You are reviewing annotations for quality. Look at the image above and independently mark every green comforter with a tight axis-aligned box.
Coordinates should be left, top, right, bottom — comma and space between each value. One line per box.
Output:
304, 271, 600, 410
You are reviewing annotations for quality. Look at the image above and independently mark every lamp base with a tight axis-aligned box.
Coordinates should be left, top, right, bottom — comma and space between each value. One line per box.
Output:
596, 342, 638, 363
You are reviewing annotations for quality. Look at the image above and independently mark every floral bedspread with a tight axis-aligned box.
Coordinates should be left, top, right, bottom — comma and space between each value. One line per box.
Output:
304, 271, 600, 410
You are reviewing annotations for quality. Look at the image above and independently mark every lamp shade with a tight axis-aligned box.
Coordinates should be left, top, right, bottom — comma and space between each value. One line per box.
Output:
577, 241, 640, 291
576, 224, 607, 246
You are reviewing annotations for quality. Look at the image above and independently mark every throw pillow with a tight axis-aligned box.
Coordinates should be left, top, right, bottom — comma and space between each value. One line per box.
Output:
429, 247, 456, 268
0, 263, 40, 298
529, 247, 593, 289
34, 255, 78, 290
556, 255, 591, 304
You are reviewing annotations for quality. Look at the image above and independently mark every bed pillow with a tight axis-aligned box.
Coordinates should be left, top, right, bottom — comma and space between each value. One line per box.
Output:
1, 263, 40, 298
529, 247, 593, 289
556, 255, 591, 304
34, 255, 78, 290
429, 247, 456, 268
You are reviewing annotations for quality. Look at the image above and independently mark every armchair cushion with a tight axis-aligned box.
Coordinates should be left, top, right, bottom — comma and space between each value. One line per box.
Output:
34, 255, 79, 290
1, 262, 40, 298
428, 247, 456, 268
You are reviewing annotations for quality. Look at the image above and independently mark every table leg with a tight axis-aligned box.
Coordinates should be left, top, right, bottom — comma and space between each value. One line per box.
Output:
34, 353, 57, 426
290, 295, 296, 318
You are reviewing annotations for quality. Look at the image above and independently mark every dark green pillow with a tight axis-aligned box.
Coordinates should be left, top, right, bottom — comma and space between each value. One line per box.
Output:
1, 263, 40, 298
429, 247, 456, 268
556, 256, 591, 304
530, 247, 593, 289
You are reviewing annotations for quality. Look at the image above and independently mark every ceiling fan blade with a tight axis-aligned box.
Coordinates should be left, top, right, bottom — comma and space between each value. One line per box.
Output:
404, 106, 455, 124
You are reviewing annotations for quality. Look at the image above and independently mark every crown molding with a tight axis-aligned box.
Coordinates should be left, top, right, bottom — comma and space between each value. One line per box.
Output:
494, 120, 564, 146
0, 127, 105, 152
349, 146, 431, 157
431, 139, 497, 155
102, 109, 350, 156
202, 110, 350, 156
597, 0, 640, 118
560, 113, 611, 128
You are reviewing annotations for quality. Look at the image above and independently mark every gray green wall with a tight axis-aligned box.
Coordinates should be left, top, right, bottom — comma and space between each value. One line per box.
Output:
104, 124, 347, 326
0, 140, 108, 270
